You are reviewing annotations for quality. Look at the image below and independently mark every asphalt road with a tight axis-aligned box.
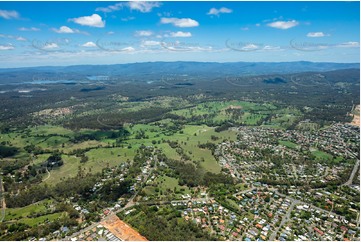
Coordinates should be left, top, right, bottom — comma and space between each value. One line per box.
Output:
343, 150, 359, 186
0, 176, 6, 222
269, 199, 300, 241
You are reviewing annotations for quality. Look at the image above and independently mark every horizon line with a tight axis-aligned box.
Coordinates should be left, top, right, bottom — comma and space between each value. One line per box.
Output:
2, 60, 360, 70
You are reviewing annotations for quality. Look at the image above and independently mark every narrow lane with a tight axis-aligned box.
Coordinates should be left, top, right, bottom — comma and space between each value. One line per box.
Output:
0, 176, 6, 222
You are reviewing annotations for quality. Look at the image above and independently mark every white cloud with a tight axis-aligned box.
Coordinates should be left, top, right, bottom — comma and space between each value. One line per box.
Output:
241, 44, 259, 51
16, 36, 26, 41
19, 27, 40, 31
337, 42, 359, 48
163, 45, 214, 52
0, 44, 14, 50
263, 45, 282, 51
207, 7, 233, 16
307, 32, 328, 37
82, 41, 97, 47
52, 26, 75, 34
142, 40, 160, 46
52, 26, 88, 35
96, 3, 123, 13
161, 17, 199, 28
128, 1, 161, 13
135, 30, 153, 37
267, 20, 299, 29
0, 34, 13, 39
43, 43, 59, 50
255, 23, 261, 27
69, 14, 105, 28
0, 10, 20, 19
96, 2, 160, 13
1, 34, 26, 41
241, 27, 249, 31
122, 46, 135, 52
157, 12, 172, 17
170, 31, 192, 37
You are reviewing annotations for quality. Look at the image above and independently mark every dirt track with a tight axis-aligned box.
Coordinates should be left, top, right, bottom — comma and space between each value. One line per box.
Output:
350, 105, 360, 127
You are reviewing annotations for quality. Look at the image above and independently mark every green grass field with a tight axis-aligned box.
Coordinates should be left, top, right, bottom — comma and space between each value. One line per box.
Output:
43, 155, 81, 184
143, 175, 191, 199
122, 122, 237, 174
37, 136, 70, 149
278, 140, 298, 149
161, 125, 237, 173
29, 125, 74, 136
32, 154, 51, 165
61, 140, 107, 153
5, 199, 51, 221
143, 186, 157, 195
85, 147, 135, 163
311, 150, 333, 160
157, 143, 182, 160
4, 199, 63, 226
42, 147, 133, 185
156, 176, 190, 193
42, 147, 134, 185
19, 212, 64, 227
241, 113, 267, 125
171, 100, 279, 126
225, 198, 241, 212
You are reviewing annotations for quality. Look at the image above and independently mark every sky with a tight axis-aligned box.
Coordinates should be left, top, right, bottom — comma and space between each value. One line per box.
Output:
0, 1, 360, 67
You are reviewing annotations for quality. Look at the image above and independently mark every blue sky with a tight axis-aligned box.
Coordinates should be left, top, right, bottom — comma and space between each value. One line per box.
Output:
0, 1, 359, 67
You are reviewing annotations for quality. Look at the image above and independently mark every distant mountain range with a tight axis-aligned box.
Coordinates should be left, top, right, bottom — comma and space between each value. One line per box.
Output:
0, 61, 359, 84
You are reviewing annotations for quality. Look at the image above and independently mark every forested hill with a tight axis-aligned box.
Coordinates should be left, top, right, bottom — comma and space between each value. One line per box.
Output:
0, 61, 359, 84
